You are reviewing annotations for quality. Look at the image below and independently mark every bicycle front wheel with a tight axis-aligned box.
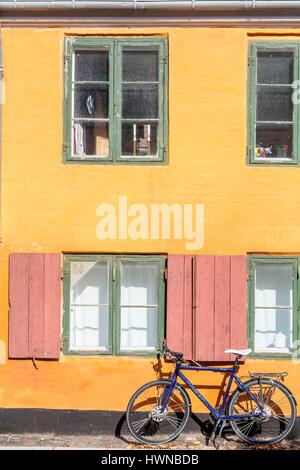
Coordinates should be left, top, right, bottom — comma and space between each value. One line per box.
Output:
228, 378, 296, 445
126, 379, 190, 445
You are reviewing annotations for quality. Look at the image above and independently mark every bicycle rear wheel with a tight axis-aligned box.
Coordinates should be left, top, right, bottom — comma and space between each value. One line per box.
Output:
126, 379, 190, 445
228, 378, 296, 445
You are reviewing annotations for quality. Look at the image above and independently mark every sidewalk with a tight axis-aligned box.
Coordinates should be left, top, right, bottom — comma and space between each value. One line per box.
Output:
0, 432, 298, 450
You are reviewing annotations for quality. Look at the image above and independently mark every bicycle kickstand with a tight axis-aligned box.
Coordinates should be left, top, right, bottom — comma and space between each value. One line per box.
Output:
213, 419, 227, 450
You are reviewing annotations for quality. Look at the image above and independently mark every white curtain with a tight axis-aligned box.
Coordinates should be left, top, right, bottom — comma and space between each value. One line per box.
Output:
70, 261, 109, 351
254, 264, 293, 351
74, 122, 84, 156
120, 262, 158, 350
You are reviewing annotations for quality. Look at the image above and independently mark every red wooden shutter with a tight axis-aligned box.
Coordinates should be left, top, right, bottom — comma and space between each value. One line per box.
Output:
167, 255, 248, 362
166, 255, 193, 358
193, 255, 248, 361
193, 255, 215, 361
9, 253, 61, 359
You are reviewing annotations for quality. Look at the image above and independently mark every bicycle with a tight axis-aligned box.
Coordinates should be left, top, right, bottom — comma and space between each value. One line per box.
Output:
126, 342, 297, 446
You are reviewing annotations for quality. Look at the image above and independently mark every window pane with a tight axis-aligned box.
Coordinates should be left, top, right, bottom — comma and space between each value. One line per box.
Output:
120, 261, 159, 306
121, 122, 158, 157
122, 84, 158, 119
73, 122, 109, 157
254, 263, 293, 353
70, 305, 109, 350
70, 261, 109, 351
122, 49, 158, 82
255, 264, 293, 308
256, 86, 293, 122
71, 261, 109, 305
74, 50, 109, 82
254, 308, 293, 352
256, 124, 292, 159
257, 51, 293, 85
120, 307, 158, 350
74, 84, 108, 119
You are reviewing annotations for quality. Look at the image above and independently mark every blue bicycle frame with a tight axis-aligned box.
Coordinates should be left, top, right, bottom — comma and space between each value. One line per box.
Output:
161, 361, 264, 420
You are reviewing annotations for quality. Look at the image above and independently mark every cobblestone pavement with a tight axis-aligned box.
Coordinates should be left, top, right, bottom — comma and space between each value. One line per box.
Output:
0, 432, 223, 450
0, 432, 299, 450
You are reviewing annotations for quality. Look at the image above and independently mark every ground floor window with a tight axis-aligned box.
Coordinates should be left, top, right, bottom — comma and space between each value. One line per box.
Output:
63, 254, 166, 355
248, 256, 298, 357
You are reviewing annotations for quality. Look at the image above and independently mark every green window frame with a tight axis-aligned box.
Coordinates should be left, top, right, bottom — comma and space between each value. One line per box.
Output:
63, 37, 168, 164
63, 254, 166, 356
248, 256, 300, 358
248, 41, 300, 166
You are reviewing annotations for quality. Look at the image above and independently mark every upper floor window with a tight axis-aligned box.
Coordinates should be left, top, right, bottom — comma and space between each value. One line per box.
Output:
248, 42, 299, 165
63, 37, 168, 164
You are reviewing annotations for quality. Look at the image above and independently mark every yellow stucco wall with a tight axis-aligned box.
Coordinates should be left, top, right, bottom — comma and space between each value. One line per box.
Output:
0, 27, 300, 412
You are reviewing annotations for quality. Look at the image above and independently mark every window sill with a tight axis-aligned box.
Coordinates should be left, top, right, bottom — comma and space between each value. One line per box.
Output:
248, 158, 298, 167
64, 157, 167, 165
62, 350, 159, 358
249, 352, 293, 359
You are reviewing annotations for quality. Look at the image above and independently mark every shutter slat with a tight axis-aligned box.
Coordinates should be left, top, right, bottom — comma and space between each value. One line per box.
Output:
166, 255, 184, 353
230, 256, 248, 352
28, 254, 45, 358
166, 255, 193, 358
183, 255, 193, 359
214, 256, 231, 361
43, 254, 61, 359
193, 255, 215, 361
9, 254, 30, 358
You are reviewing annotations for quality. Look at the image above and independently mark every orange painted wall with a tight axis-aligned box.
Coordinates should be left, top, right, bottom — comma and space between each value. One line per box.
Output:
1, 27, 300, 411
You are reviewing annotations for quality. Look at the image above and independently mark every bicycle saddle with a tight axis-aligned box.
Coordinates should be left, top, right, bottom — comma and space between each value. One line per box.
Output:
224, 348, 252, 356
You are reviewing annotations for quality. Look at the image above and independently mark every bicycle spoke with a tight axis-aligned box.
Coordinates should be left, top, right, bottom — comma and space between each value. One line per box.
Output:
237, 419, 258, 435
270, 414, 290, 424
132, 417, 151, 433
265, 396, 290, 410
166, 415, 183, 426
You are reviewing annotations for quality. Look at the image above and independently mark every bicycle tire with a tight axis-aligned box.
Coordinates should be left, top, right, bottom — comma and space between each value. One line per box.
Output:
126, 379, 191, 445
228, 378, 296, 445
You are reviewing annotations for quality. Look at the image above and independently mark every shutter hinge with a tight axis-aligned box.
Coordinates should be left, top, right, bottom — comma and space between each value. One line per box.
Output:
160, 143, 166, 156
160, 56, 167, 65
64, 54, 71, 66
248, 56, 255, 67
63, 142, 70, 154
247, 144, 253, 159
61, 267, 64, 280
161, 268, 167, 281
60, 336, 64, 350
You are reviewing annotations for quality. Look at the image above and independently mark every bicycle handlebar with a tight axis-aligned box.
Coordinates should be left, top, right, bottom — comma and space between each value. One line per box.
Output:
160, 341, 184, 362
